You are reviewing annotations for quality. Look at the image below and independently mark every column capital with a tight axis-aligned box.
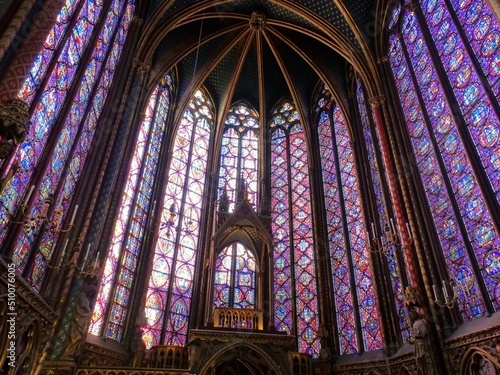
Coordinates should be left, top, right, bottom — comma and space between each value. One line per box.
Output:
132, 58, 150, 76
132, 15, 144, 25
377, 56, 389, 64
368, 96, 386, 108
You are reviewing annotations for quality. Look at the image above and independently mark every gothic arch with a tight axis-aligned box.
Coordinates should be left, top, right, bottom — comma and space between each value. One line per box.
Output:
397, 365, 412, 375
198, 342, 283, 375
214, 198, 273, 264
4, 320, 41, 375
459, 346, 500, 375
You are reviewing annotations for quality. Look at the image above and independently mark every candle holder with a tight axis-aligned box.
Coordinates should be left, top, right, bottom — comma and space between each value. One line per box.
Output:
77, 258, 101, 277
150, 202, 177, 237
433, 280, 458, 309
369, 221, 399, 256
2, 190, 78, 233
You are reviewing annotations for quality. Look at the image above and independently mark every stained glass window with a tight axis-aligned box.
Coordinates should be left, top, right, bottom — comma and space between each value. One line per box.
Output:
218, 102, 259, 211
213, 243, 256, 309
89, 74, 174, 340
315, 87, 382, 353
141, 89, 213, 349
0, 0, 135, 291
270, 100, 320, 357
420, 0, 500, 203
354, 79, 410, 342
387, 2, 500, 320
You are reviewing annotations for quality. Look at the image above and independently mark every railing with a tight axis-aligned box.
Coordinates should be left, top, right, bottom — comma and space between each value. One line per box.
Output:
148, 345, 188, 369
291, 352, 314, 375
213, 308, 264, 330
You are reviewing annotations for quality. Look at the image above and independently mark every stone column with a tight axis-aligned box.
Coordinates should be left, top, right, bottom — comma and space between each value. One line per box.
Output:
369, 96, 423, 304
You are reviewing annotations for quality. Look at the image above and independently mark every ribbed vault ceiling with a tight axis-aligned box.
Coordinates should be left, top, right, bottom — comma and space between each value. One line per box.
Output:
140, 0, 377, 126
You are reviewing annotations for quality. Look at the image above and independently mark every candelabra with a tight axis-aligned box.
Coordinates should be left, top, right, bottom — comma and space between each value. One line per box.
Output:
2, 185, 78, 233
47, 241, 99, 276
369, 218, 412, 256
76, 242, 101, 276
149, 202, 181, 238
432, 280, 458, 309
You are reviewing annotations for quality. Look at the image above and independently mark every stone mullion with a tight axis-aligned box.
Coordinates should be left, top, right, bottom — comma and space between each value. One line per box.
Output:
42, 23, 148, 365
0, 0, 37, 61
486, 0, 500, 21
15, 0, 115, 281
306, 119, 337, 359
326, 106, 364, 353
348, 89, 399, 353
368, 97, 424, 306
375, 74, 449, 374
377, 53, 461, 333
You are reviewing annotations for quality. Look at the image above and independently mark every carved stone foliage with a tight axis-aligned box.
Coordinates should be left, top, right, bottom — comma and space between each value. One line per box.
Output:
188, 329, 295, 374
459, 346, 500, 375
443, 322, 500, 374
79, 342, 130, 368
332, 350, 416, 374
0, 259, 57, 375
0, 99, 30, 159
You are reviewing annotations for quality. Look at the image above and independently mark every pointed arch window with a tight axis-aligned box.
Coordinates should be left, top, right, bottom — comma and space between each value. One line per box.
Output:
0, 0, 135, 290
315, 87, 382, 354
217, 102, 259, 211
213, 242, 256, 309
353, 78, 410, 342
89, 74, 175, 340
141, 89, 214, 349
387, 1, 500, 319
270, 99, 320, 357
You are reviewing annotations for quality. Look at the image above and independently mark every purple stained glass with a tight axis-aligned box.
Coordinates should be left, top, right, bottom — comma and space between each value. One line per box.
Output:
213, 243, 256, 309
91, 72, 171, 339
446, 0, 500, 100
218, 102, 259, 212
142, 89, 212, 349
420, 0, 500, 204
18, 0, 131, 290
271, 101, 320, 357
0, 0, 108, 247
18, 0, 81, 105
318, 107, 356, 354
388, 7, 500, 318
332, 106, 382, 351
355, 78, 410, 342
316, 87, 382, 353
271, 128, 293, 334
